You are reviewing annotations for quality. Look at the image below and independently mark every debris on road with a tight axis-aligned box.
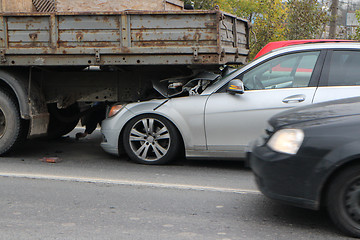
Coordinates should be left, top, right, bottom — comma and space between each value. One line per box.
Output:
40, 157, 61, 163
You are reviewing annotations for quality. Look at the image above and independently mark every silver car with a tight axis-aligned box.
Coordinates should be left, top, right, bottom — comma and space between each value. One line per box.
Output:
101, 43, 360, 164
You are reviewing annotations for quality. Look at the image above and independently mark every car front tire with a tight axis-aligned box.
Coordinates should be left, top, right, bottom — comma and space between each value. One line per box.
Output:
123, 114, 181, 165
327, 165, 360, 238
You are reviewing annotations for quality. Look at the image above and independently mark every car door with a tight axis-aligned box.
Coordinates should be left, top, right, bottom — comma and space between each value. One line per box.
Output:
204, 51, 323, 157
313, 50, 360, 103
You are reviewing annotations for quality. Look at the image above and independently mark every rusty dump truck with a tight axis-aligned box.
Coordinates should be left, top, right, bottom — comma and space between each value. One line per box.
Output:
0, 0, 249, 154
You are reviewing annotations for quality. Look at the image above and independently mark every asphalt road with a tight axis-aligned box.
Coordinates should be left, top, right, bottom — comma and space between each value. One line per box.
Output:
0, 128, 352, 240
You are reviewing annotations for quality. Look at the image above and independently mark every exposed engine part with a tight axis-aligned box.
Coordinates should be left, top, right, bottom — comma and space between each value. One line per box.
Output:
153, 71, 221, 98
184, 79, 212, 95
188, 80, 202, 95
168, 82, 183, 89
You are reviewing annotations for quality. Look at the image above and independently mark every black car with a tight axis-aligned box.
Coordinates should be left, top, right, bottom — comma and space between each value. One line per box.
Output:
250, 97, 360, 237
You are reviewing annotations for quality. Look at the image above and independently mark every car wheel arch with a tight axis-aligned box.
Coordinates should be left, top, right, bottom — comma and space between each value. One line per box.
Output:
319, 157, 360, 209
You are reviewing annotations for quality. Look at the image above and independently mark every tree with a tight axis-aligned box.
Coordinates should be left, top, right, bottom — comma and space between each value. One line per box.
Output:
252, 0, 286, 53
182, 0, 331, 59
216, 0, 286, 58
285, 0, 329, 39
215, 0, 261, 22
329, 0, 339, 38
353, 10, 360, 40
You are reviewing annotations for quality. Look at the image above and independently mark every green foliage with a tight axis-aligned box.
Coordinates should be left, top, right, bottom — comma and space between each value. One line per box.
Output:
182, 0, 217, 9
182, 0, 331, 60
216, 0, 286, 58
353, 10, 360, 40
215, 0, 260, 21
285, 0, 328, 40
251, 0, 287, 58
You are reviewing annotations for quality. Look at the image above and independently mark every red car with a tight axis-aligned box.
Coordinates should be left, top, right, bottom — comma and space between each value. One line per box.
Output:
254, 39, 355, 59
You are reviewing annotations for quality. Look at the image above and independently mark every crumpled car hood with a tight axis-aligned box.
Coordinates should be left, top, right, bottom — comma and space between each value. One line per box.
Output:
152, 71, 221, 98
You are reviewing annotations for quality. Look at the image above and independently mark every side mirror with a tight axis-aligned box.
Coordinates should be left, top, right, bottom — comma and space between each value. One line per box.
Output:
227, 79, 245, 95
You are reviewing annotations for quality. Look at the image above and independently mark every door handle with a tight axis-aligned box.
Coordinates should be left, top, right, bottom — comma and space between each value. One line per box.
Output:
282, 94, 305, 103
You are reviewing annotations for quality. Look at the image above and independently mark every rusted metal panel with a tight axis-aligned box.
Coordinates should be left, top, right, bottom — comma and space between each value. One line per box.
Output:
58, 15, 120, 48
59, 30, 120, 42
3, 46, 218, 55
120, 14, 130, 48
8, 30, 50, 42
237, 34, 248, 47
58, 41, 121, 48
130, 13, 217, 48
235, 20, 247, 35
7, 16, 50, 30
0, 16, 5, 48
58, 15, 119, 30
29, 113, 49, 136
219, 13, 248, 57
130, 14, 215, 29
7, 16, 50, 48
132, 40, 218, 48
131, 29, 216, 43
56, 0, 183, 12
220, 15, 235, 47
221, 17, 235, 30
0, 11, 249, 65
49, 14, 57, 48
1, 52, 247, 66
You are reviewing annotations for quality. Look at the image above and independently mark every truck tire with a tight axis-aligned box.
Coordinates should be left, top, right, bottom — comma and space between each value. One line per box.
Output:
47, 103, 80, 139
327, 165, 360, 238
0, 89, 28, 155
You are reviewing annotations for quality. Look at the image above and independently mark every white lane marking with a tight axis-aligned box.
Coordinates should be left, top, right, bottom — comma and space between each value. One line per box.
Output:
0, 172, 261, 194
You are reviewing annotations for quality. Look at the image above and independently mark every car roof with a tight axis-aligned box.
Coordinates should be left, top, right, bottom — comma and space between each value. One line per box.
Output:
254, 39, 356, 59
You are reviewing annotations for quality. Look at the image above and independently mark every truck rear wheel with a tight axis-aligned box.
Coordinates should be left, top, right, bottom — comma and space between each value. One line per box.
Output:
47, 103, 80, 139
0, 89, 28, 155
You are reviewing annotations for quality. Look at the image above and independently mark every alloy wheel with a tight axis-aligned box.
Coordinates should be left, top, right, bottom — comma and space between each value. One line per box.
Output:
128, 118, 171, 161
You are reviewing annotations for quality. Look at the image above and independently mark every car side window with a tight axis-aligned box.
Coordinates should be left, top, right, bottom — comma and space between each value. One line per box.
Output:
327, 51, 360, 86
240, 51, 320, 90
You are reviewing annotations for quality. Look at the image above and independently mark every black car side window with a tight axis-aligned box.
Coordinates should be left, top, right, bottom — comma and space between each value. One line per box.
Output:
240, 51, 320, 90
327, 51, 360, 86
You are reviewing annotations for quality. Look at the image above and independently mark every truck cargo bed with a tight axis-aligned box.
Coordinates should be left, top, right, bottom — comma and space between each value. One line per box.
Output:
0, 10, 249, 66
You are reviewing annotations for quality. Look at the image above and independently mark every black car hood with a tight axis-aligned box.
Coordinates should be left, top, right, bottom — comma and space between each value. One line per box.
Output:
269, 97, 360, 129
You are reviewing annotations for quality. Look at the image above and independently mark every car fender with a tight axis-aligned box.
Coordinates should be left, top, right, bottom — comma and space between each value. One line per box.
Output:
123, 97, 207, 151
310, 139, 360, 206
